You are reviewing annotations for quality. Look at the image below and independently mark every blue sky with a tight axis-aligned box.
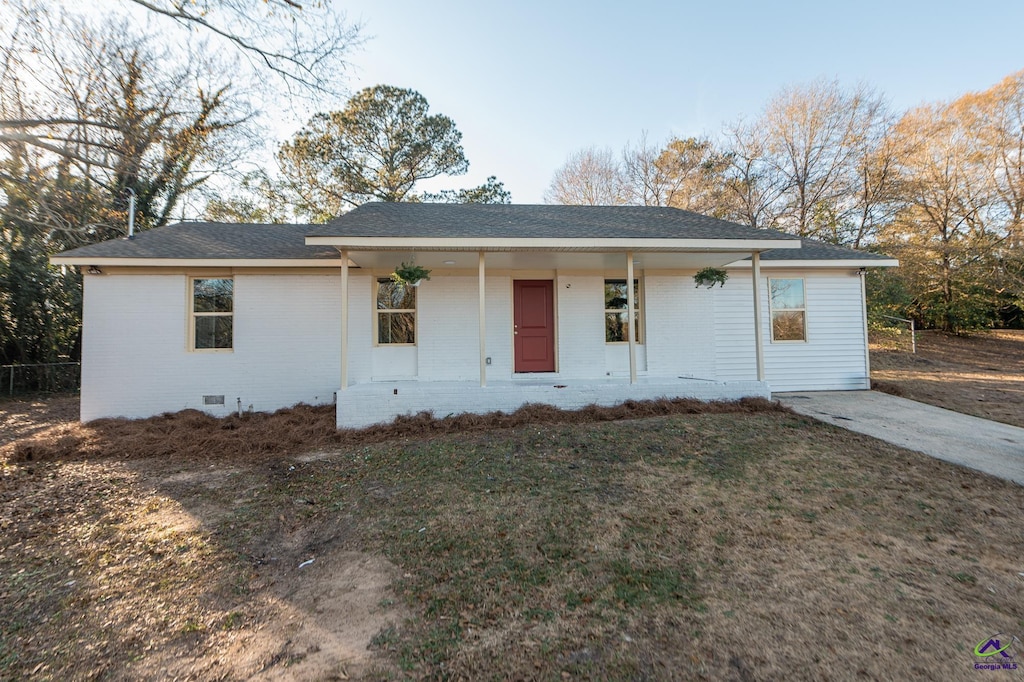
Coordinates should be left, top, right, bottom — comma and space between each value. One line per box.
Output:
325, 0, 1023, 203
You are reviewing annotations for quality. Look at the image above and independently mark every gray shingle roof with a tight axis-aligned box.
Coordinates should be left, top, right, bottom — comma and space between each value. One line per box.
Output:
51, 205, 894, 263
760, 238, 894, 261
313, 202, 798, 241
53, 222, 338, 261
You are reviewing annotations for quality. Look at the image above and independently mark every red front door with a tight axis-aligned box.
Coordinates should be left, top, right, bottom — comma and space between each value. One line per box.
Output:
513, 280, 556, 373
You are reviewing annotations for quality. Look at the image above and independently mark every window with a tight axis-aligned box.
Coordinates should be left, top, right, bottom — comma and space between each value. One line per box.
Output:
769, 278, 806, 342
191, 278, 233, 350
376, 278, 416, 345
605, 279, 642, 343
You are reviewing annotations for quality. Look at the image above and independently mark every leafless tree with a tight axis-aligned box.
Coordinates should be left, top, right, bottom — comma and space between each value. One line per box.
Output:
544, 147, 629, 205
720, 118, 789, 230
761, 80, 885, 239
0, 8, 248, 241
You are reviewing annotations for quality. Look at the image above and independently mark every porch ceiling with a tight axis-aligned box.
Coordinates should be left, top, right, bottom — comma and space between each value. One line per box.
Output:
343, 250, 754, 271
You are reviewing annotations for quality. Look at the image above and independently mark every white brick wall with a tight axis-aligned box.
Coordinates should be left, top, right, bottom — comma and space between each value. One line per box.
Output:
81, 273, 341, 421
418, 276, 480, 381
555, 274, 607, 377
80, 267, 869, 423
644, 274, 715, 379
337, 378, 770, 429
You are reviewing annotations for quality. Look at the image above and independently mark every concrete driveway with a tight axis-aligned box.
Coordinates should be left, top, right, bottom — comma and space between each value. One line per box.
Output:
776, 391, 1024, 486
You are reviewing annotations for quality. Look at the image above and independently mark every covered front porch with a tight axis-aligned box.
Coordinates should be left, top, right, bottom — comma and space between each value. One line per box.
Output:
306, 204, 802, 428
335, 376, 770, 429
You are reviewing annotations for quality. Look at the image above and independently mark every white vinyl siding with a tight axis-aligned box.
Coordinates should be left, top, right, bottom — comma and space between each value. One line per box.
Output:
714, 269, 869, 391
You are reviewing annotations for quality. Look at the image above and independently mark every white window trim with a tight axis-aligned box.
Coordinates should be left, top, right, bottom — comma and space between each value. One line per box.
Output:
188, 276, 234, 353
604, 278, 644, 345
768, 277, 807, 343
374, 277, 417, 347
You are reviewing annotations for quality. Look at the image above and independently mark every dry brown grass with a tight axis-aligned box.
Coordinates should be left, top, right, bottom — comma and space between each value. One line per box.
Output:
3, 396, 1023, 680
871, 329, 1024, 428
0, 396, 785, 465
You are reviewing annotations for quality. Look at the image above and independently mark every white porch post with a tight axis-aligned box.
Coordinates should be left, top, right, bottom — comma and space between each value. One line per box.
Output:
626, 251, 637, 384
751, 251, 765, 382
478, 251, 487, 387
340, 250, 349, 391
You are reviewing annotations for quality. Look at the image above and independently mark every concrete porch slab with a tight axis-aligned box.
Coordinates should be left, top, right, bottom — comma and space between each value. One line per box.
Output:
337, 378, 770, 429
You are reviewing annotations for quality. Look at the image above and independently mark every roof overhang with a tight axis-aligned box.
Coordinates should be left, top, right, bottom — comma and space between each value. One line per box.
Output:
49, 257, 343, 267
725, 258, 899, 268
303, 236, 802, 252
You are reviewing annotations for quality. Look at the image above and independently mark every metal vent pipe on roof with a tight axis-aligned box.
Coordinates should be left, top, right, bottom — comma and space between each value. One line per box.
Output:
127, 188, 136, 239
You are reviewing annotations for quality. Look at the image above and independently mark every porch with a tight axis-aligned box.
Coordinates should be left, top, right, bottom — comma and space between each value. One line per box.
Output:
335, 376, 770, 429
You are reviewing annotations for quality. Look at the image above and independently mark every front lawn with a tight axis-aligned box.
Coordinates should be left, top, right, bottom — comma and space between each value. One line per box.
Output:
1, 401, 1021, 680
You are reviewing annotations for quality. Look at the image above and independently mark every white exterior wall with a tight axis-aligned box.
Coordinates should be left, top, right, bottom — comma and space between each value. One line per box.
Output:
554, 273, 607, 377
338, 379, 770, 429
80, 266, 869, 423
81, 272, 341, 421
713, 268, 870, 391
644, 274, 716, 380
418, 275, 480, 381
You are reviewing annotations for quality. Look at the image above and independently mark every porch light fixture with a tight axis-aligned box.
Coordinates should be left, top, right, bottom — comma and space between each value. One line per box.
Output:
443, 260, 456, 265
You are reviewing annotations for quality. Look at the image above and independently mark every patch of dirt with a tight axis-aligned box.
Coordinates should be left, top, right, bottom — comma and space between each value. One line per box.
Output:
0, 394, 78, 447
228, 551, 406, 681
0, 453, 408, 681
871, 329, 1024, 428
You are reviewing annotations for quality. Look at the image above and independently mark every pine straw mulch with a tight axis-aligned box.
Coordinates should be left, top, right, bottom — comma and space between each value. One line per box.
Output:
0, 396, 787, 466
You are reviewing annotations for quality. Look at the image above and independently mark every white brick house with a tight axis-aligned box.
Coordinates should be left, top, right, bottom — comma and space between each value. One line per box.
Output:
52, 203, 897, 428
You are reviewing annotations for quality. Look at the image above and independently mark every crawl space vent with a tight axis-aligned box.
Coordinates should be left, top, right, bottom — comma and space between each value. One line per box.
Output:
203, 395, 225, 405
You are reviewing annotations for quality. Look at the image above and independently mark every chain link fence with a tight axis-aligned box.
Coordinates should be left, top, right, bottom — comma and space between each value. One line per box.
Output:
0, 362, 81, 396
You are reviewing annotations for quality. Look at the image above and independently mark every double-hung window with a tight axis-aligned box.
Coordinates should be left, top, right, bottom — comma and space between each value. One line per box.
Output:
604, 279, 642, 343
376, 278, 416, 345
769, 278, 806, 342
191, 277, 233, 350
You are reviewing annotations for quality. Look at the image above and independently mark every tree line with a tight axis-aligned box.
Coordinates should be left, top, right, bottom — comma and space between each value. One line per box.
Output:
0, 3, 507, 366
546, 75, 1024, 333
2, 0, 1020, 370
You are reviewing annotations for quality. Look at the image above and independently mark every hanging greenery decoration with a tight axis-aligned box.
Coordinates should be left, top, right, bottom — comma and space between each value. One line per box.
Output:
694, 267, 729, 289
391, 261, 432, 286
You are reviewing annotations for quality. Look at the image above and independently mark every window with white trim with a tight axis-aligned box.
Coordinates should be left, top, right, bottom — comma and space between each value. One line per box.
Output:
769, 278, 806, 342
191, 277, 233, 350
376, 278, 416, 345
604, 279, 642, 343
